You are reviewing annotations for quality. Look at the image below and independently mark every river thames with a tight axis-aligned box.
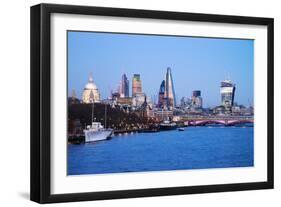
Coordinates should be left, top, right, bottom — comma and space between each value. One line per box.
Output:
67, 126, 253, 175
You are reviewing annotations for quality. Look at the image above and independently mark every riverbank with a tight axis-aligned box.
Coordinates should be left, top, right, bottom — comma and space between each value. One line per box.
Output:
68, 128, 150, 144
68, 123, 253, 144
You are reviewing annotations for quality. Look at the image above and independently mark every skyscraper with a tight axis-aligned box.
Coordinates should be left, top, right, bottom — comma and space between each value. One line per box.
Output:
120, 73, 129, 97
164, 67, 176, 109
158, 80, 165, 108
132, 74, 142, 96
191, 90, 203, 108
192, 90, 201, 97
220, 79, 236, 108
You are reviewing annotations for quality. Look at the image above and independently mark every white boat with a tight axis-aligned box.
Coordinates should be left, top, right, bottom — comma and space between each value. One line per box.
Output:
84, 102, 113, 142
84, 122, 113, 142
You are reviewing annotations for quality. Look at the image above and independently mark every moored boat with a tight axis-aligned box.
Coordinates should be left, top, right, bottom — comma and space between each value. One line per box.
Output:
84, 122, 113, 142
159, 120, 177, 131
84, 103, 113, 142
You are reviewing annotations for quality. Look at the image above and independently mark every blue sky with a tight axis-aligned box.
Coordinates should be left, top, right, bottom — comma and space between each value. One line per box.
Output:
68, 31, 254, 107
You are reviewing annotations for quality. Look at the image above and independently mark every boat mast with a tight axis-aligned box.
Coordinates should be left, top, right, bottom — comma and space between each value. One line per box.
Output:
104, 104, 107, 129
91, 101, 94, 124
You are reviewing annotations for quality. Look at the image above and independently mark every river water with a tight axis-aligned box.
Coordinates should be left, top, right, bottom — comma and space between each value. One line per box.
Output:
67, 126, 253, 175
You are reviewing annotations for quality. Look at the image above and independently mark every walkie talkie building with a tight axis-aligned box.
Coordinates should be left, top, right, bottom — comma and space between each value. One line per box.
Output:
220, 79, 236, 108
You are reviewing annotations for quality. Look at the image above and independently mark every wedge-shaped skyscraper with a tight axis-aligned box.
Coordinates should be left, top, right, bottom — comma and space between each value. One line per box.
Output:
164, 67, 176, 109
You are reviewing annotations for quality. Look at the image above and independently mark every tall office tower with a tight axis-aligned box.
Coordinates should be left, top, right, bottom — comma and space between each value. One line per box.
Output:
191, 90, 203, 108
132, 74, 142, 96
164, 67, 176, 109
220, 79, 236, 108
192, 90, 201, 97
120, 73, 129, 97
158, 80, 165, 108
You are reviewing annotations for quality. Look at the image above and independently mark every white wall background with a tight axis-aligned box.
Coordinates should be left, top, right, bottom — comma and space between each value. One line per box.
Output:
0, 0, 279, 206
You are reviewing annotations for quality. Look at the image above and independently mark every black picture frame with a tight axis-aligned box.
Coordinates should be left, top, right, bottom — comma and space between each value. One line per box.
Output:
30, 3, 274, 204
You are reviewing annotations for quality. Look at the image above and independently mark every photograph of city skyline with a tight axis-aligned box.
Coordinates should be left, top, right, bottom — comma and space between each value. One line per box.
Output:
67, 31, 254, 175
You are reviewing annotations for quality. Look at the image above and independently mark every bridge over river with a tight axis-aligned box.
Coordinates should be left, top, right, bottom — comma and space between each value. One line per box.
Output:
181, 116, 254, 126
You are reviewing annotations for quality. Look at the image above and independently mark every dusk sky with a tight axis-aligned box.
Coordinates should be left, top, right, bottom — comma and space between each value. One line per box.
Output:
68, 31, 254, 107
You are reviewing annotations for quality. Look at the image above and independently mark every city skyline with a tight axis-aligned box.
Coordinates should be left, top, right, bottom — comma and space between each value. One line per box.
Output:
68, 31, 254, 107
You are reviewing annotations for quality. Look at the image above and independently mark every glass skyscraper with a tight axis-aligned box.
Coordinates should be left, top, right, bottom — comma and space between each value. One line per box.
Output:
220, 80, 236, 108
120, 73, 129, 97
132, 74, 142, 97
164, 67, 176, 109
158, 80, 165, 108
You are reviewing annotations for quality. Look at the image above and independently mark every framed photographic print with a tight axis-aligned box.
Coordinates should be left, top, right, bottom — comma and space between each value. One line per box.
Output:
30, 3, 274, 203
